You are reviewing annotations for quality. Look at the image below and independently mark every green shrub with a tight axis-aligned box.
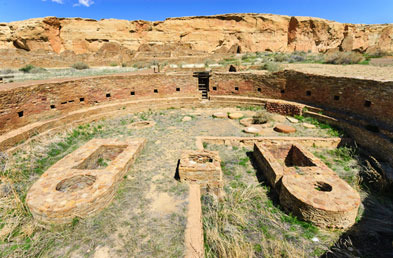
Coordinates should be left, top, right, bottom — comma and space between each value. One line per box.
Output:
19, 65, 47, 73
121, 63, 127, 67
324, 52, 364, 64
72, 62, 89, 70
110, 63, 118, 67
19, 64, 35, 73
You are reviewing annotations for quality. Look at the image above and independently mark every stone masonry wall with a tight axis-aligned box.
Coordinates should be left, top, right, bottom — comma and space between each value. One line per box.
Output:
209, 72, 285, 98
0, 73, 198, 134
282, 70, 393, 130
0, 70, 392, 166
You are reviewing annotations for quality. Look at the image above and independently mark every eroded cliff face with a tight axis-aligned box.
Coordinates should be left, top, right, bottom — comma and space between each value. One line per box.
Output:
0, 13, 392, 67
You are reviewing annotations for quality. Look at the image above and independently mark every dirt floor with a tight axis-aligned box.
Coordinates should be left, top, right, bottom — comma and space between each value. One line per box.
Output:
0, 107, 392, 257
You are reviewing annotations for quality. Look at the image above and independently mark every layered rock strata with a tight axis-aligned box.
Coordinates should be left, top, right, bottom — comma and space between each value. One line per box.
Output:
0, 14, 392, 67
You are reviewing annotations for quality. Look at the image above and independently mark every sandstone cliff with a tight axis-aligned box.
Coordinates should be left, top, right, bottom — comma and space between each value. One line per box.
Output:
0, 13, 392, 67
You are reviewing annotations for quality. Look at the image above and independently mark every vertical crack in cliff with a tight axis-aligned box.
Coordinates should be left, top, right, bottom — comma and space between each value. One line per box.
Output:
339, 25, 354, 52
287, 17, 299, 47
43, 17, 64, 54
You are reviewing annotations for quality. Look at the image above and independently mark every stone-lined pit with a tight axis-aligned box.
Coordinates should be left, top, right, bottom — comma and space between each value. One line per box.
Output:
314, 181, 333, 192
73, 145, 127, 170
56, 175, 97, 193
189, 154, 214, 163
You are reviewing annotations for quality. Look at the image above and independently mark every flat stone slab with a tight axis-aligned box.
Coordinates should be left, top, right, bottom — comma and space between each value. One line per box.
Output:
271, 114, 286, 123
228, 112, 244, 119
303, 122, 316, 129
243, 126, 262, 134
182, 116, 192, 122
286, 117, 299, 123
240, 118, 253, 127
27, 138, 146, 224
274, 124, 296, 134
212, 112, 227, 118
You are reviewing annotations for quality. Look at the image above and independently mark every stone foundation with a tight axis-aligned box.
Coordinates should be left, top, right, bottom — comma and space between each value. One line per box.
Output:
253, 142, 360, 228
178, 150, 223, 197
26, 138, 146, 224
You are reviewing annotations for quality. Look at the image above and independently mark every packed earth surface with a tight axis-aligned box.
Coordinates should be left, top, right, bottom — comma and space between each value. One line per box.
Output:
1, 106, 392, 257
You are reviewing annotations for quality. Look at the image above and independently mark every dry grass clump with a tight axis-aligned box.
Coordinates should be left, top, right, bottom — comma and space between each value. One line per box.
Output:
324, 52, 364, 64
259, 62, 284, 72
202, 186, 307, 258
71, 62, 89, 70
252, 110, 272, 124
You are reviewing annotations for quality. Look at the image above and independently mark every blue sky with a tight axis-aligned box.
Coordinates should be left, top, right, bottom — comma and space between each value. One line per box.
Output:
0, 0, 392, 24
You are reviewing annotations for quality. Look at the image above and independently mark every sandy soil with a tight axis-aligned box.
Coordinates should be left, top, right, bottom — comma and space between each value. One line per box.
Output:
285, 63, 393, 82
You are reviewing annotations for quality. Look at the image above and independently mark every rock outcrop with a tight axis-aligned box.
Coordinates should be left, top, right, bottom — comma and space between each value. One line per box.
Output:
0, 13, 392, 67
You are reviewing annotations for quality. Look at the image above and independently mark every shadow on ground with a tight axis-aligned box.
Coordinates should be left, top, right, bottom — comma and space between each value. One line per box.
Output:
321, 191, 393, 258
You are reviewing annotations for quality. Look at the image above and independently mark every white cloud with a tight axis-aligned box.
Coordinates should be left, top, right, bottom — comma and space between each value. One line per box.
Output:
42, 0, 64, 4
73, 0, 94, 7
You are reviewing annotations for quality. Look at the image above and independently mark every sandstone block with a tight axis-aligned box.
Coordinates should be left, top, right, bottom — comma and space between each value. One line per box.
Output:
228, 112, 244, 119
274, 124, 296, 134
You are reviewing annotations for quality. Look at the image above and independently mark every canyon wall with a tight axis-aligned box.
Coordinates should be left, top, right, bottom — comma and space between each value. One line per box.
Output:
0, 13, 392, 67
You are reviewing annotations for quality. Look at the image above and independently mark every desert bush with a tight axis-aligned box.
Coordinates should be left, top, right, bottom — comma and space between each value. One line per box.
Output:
288, 54, 305, 63
71, 62, 89, 70
365, 49, 391, 58
29, 67, 47, 73
110, 63, 118, 67
273, 53, 288, 62
121, 63, 127, 67
19, 64, 35, 73
252, 110, 272, 124
259, 62, 284, 72
19, 65, 46, 73
324, 52, 364, 64
307, 53, 325, 63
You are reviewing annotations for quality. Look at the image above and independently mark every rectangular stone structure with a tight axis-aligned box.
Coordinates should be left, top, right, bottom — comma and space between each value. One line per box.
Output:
178, 150, 223, 197
27, 138, 146, 224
